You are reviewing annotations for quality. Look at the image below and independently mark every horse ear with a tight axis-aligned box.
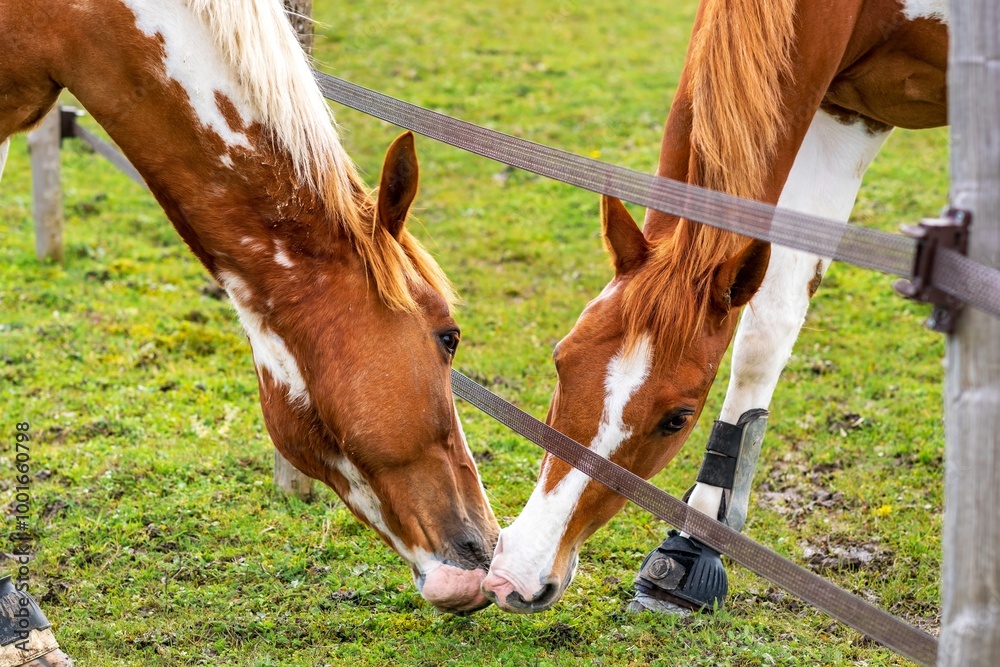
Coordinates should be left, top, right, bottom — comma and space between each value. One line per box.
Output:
601, 195, 648, 276
377, 131, 419, 240
712, 239, 771, 311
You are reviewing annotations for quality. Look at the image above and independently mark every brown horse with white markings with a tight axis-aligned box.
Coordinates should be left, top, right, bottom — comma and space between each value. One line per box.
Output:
483, 0, 948, 612
0, 0, 498, 613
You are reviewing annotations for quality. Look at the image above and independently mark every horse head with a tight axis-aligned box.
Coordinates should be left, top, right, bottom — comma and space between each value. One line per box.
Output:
482, 196, 768, 612
234, 134, 500, 613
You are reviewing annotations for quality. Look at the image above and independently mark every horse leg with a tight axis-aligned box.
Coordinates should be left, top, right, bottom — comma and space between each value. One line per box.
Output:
0, 138, 9, 184
633, 108, 892, 613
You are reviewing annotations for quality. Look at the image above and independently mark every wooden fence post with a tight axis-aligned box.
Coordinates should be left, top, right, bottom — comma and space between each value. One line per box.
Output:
284, 0, 314, 54
273, 0, 317, 501
28, 109, 64, 263
938, 1, 1000, 664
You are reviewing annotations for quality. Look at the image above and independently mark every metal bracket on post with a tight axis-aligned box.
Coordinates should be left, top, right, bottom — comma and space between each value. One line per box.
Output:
894, 209, 972, 333
58, 106, 84, 145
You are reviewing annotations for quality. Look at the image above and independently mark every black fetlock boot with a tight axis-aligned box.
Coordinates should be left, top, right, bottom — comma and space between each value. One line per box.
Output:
630, 409, 768, 614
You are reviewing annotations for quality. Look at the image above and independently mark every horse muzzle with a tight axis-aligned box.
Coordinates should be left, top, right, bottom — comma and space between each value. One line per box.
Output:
418, 561, 492, 614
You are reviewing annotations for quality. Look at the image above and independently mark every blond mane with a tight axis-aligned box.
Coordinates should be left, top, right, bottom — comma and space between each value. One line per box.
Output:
184, 0, 454, 310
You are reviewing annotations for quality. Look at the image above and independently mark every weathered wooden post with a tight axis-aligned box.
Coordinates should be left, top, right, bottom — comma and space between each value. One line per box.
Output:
273, 0, 316, 501
938, 1, 1000, 664
284, 0, 314, 54
28, 110, 64, 262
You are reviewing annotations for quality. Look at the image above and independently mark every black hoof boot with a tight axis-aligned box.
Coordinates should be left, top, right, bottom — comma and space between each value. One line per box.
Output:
0, 575, 73, 667
629, 530, 727, 614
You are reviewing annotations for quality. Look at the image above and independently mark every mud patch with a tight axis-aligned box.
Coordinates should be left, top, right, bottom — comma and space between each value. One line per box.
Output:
538, 621, 585, 651
800, 537, 891, 572
42, 498, 70, 521
40, 580, 71, 605
826, 411, 869, 436
757, 486, 851, 529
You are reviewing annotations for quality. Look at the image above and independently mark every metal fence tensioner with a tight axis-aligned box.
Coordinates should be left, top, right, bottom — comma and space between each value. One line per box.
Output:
894, 208, 972, 333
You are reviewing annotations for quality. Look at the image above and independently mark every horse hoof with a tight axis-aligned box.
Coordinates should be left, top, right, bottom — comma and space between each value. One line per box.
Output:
0, 575, 73, 667
627, 592, 691, 615
631, 530, 728, 613
12, 648, 74, 667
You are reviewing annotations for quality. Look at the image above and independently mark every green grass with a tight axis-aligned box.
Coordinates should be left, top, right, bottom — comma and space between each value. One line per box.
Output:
0, 1, 948, 665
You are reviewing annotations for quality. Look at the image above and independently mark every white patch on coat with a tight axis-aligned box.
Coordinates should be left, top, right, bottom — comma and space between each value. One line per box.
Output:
239, 236, 267, 255
218, 270, 310, 406
687, 109, 892, 520
273, 240, 295, 268
121, 0, 255, 148
181, 0, 361, 198
901, 0, 949, 22
333, 456, 412, 558
488, 336, 653, 595
330, 454, 446, 587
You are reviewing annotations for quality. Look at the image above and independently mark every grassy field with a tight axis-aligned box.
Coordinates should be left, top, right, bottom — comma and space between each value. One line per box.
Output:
0, 1, 949, 665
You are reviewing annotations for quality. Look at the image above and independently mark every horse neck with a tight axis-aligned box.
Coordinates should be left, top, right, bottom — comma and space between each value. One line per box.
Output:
641, 85, 795, 240
49, 0, 359, 282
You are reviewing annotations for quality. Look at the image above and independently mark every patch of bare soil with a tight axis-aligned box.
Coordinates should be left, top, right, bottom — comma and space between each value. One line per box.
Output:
799, 535, 893, 573
757, 486, 852, 531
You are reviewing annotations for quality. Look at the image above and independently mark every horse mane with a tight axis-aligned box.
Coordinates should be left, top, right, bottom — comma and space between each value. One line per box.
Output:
183, 0, 454, 311
621, 219, 748, 360
620, 0, 794, 358
688, 0, 797, 201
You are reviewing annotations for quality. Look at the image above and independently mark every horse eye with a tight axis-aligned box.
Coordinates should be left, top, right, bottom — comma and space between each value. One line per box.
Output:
438, 331, 460, 356
659, 412, 691, 435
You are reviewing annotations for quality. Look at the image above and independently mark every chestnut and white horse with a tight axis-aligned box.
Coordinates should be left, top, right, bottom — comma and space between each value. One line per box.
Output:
483, 0, 948, 612
0, 0, 498, 613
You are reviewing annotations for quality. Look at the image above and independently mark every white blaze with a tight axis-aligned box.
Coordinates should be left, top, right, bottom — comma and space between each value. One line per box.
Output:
490, 336, 653, 590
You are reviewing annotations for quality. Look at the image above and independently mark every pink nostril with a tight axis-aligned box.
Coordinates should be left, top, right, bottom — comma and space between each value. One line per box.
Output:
481, 571, 516, 603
